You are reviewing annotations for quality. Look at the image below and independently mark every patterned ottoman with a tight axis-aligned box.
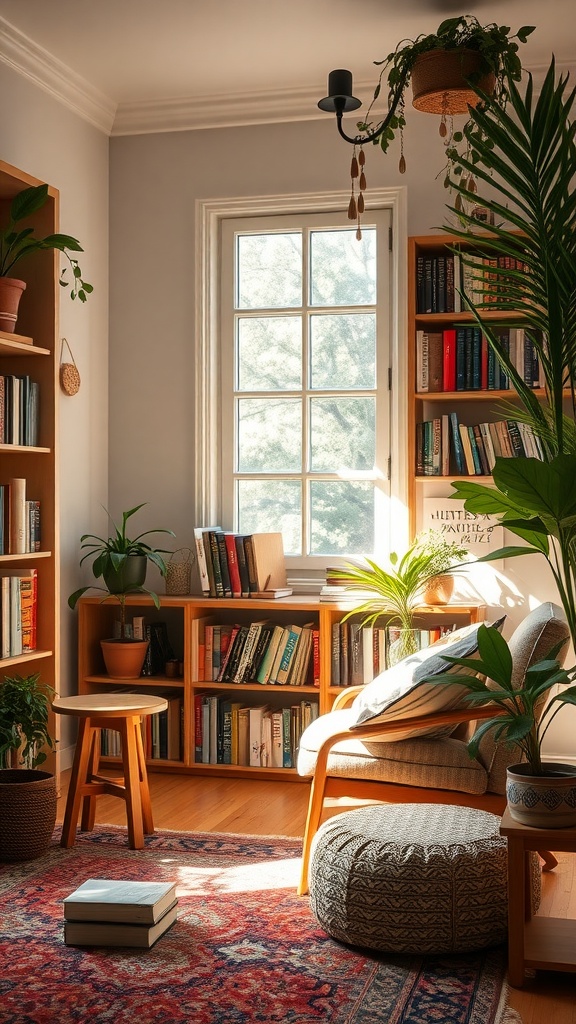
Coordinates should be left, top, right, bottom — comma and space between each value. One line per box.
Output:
309, 803, 539, 954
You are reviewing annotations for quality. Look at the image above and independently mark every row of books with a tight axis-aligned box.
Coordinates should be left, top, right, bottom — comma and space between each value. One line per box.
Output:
0, 373, 40, 446
194, 528, 292, 599
64, 879, 178, 949
416, 251, 529, 314
194, 617, 318, 687
100, 694, 182, 761
416, 327, 542, 394
0, 568, 37, 658
331, 621, 457, 687
194, 693, 319, 768
0, 478, 41, 554
416, 411, 544, 477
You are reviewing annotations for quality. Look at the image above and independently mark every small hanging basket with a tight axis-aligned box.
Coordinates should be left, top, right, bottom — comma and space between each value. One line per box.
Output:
59, 337, 81, 396
165, 547, 194, 595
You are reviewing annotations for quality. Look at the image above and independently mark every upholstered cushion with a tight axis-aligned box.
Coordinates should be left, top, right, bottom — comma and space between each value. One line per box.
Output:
478, 602, 570, 794
348, 617, 505, 740
297, 707, 489, 794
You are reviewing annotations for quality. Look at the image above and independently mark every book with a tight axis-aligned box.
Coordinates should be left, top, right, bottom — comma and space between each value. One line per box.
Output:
64, 902, 178, 948
215, 531, 233, 597
274, 623, 302, 684
246, 532, 288, 593
249, 704, 269, 766
63, 878, 178, 924
193, 526, 220, 596
9, 477, 26, 554
442, 328, 456, 392
427, 332, 443, 392
234, 535, 251, 597
223, 532, 242, 597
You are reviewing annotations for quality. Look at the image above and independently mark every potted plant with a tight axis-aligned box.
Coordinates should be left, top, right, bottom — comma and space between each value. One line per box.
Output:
0, 183, 92, 332
68, 503, 175, 679
353, 16, 534, 163
425, 57, 576, 824
427, 622, 576, 827
332, 529, 469, 664
0, 672, 57, 861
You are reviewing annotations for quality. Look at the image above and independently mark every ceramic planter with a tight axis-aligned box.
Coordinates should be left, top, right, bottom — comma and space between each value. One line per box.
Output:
422, 574, 455, 605
103, 554, 147, 594
100, 639, 149, 680
506, 762, 576, 828
0, 769, 57, 861
0, 276, 26, 333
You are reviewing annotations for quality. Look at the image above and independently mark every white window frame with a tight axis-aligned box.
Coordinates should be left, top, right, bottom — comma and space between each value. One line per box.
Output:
194, 188, 410, 565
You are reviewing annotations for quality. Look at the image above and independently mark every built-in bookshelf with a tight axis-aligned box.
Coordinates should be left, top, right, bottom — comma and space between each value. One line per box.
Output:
77, 594, 485, 780
0, 160, 59, 773
408, 234, 539, 533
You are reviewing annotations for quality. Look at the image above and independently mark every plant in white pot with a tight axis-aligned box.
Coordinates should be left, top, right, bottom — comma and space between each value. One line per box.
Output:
427, 623, 576, 827
68, 504, 175, 679
0, 672, 57, 861
0, 183, 92, 332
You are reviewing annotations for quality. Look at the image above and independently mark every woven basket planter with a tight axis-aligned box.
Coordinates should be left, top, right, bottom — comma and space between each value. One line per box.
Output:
411, 48, 495, 114
0, 769, 57, 862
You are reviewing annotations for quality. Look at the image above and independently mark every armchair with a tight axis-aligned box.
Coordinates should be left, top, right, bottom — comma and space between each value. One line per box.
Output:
297, 602, 568, 895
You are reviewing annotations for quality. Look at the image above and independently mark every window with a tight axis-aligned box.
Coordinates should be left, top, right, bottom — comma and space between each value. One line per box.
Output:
195, 190, 408, 579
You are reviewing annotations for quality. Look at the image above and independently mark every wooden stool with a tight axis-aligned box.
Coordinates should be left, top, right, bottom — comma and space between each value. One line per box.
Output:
53, 693, 168, 850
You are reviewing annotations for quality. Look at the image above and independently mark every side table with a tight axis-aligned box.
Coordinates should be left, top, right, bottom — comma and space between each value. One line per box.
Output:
53, 693, 168, 850
500, 807, 576, 987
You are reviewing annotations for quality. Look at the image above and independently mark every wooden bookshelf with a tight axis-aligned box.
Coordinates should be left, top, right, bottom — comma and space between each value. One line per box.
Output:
0, 160, 60, 777
76, 594, 485, 781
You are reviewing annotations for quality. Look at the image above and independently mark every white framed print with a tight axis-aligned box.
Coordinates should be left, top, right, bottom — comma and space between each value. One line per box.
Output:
421, 497, 504, 555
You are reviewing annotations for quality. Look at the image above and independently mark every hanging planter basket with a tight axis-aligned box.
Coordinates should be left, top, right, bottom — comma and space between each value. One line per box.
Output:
411, 48, 496, 114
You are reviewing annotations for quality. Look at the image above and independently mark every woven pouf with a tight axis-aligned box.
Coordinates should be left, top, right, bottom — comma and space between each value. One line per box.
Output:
310, 803, 539, 954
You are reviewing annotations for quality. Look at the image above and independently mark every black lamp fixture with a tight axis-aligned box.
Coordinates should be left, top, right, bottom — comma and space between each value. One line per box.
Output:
317, 66, 411, 237
318, 68, 408, 147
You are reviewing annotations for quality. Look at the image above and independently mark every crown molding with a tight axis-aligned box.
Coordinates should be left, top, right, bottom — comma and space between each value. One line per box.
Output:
1, 14, 575, 139
0, 16, 116, 134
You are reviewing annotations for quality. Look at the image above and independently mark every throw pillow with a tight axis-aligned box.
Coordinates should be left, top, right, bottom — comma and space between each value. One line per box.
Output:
348, 617, 506, 740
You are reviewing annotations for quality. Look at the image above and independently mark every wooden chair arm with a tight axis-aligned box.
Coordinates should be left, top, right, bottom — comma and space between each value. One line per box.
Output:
331, 686, 364, 710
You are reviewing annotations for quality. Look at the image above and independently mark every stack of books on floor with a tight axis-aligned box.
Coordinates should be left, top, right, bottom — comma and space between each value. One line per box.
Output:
63, 878, 178, 948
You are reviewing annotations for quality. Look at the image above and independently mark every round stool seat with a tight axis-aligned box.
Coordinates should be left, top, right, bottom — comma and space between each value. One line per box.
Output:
310, 804, 525, 954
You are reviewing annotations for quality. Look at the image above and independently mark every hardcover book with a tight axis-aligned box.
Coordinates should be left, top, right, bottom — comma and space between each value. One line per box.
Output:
64, 903, 178, 948
63, 878, 178, 924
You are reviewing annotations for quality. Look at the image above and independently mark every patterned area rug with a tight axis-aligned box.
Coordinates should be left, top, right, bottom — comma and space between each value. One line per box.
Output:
0, 825, 521, 1024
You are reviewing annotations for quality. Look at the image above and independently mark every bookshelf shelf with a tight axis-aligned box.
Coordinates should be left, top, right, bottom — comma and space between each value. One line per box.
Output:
0, 161, 59, 775
408, 233, 542, 531
77, 594, 485, 782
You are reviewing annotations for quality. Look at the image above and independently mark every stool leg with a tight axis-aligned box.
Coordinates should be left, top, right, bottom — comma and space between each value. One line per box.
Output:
135, 717, 154, 834
61, 718, 94, 848
80, 726, 101, 832
120, 715, 145, 849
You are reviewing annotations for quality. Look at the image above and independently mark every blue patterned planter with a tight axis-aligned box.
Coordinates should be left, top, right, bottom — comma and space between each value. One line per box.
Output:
506, 762, 576, 828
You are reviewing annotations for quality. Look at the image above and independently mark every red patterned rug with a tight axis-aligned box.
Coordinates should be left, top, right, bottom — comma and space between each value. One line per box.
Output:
0, 825, 521, 1024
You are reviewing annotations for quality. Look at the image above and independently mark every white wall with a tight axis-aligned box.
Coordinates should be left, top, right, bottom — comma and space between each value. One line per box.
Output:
0, 63, 109, 762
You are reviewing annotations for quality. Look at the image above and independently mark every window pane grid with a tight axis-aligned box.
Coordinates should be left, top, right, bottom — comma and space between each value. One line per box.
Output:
227, 213, 390, 562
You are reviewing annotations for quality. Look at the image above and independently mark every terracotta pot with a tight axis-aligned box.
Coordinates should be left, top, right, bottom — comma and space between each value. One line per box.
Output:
506, 762, 576, 828
0, 769, 57, 861
422, 574, 455, 605
0, 277, 26, 333
411, 48, 496, 115
100, 638, 149, 679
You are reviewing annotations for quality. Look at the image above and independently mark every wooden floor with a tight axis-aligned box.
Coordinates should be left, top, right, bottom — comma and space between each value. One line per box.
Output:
56, 769, 576, 1023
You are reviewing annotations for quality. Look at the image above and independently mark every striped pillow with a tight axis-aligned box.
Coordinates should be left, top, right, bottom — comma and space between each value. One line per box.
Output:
349, 618, 505, 739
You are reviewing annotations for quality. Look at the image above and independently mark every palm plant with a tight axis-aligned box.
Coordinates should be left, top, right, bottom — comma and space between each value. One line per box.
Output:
438, 59, 576, 654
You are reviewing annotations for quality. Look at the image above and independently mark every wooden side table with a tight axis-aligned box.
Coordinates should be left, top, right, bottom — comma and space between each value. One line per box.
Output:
53, 693, 168, 850
500, 807, 576, 987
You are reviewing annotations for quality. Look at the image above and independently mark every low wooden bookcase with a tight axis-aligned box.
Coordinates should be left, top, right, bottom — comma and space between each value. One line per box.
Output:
76, 594, 485, 780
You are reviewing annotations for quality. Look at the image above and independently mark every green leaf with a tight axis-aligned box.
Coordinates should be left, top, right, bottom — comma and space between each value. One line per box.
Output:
476, 625, 514, 687
10, 184, 49, 223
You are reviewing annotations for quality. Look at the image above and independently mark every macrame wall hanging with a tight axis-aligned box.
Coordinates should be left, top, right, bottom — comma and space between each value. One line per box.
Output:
59, 337, 81, 396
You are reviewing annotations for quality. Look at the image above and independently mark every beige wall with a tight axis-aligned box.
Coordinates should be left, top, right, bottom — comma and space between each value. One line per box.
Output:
0, 62, 109, 762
